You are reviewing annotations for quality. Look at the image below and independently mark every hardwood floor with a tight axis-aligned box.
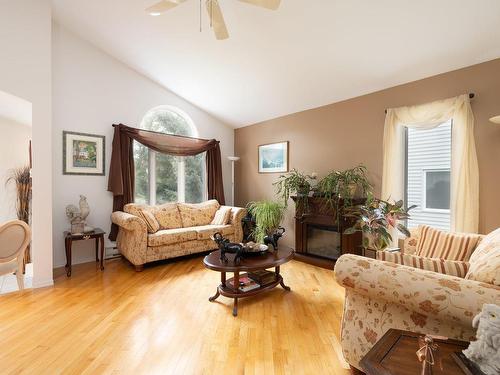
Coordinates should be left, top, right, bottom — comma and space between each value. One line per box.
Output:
0, 256, 350, 375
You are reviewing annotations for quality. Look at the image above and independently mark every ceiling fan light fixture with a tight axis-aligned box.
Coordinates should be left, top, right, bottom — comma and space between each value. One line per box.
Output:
145, 0, 280, 39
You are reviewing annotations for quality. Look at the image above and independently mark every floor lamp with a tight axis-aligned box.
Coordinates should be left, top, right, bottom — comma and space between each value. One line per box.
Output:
228, 156, 240, 206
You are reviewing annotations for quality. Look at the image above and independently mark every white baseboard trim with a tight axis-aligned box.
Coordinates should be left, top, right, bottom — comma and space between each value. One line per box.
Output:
32, 278, 54, 289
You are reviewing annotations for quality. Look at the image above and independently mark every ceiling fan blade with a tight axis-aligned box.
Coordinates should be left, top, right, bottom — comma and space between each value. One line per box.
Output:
206, 0, 229, 40
238, 0, 281, 10
145, 0, 186, 15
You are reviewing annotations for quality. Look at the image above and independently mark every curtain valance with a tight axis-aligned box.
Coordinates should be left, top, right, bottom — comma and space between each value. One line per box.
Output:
108, 123, 225, 240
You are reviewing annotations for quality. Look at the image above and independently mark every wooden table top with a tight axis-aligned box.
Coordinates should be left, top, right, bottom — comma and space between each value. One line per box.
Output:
360, 329, 470, 375
64, 228, 105, 239
203, 246, 294, 272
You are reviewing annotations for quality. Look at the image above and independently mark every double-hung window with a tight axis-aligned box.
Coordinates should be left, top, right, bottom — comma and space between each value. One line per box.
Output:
133, 106, 206, 205
405, 120, 451, 231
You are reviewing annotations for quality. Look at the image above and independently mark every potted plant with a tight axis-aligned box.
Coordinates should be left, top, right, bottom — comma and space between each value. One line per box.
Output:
344, 195, 415, 251
316, 165, 372, 208
273, 169, 315, 208
247, 200, 286, 244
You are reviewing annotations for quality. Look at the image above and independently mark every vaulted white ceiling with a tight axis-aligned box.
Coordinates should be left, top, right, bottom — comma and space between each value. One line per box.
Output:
52, 0, 500, 127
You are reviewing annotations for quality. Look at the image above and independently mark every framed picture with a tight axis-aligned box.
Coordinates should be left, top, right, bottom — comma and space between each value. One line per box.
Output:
258, 141, 289, 173
63, 131, 105, 175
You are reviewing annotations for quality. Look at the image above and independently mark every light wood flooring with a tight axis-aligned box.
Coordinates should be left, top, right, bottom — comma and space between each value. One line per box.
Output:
0, 255, 350, 375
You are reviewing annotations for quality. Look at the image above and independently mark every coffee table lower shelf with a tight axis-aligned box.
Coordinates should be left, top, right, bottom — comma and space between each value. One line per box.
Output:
208, 271, 291, 316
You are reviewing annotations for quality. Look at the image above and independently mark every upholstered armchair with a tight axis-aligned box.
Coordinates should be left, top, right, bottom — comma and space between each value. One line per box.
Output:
334, 226, 500, 371
0, 220, 31, 291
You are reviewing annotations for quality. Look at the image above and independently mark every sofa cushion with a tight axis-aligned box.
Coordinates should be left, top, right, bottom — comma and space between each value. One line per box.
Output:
211, 206, 232, 225
178, 200, 220, 227
147, 227, 197, 247
465, 228, 500, 286
153, 203, 183, 230
377, 251, 470, 278
124, 203, 152, 218
416, 225, 482, 261
137, 209, 160, 234
185, 224, 234, 241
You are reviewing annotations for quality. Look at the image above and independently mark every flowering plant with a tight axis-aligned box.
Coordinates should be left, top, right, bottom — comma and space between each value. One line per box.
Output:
344, 195, 416, 250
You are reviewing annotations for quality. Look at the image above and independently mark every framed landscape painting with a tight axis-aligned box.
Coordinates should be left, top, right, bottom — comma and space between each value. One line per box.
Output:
63, 131, 105, 175
258, 141, 289, 173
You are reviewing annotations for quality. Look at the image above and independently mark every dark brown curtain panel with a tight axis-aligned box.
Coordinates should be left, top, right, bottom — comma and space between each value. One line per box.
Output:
108, 124, 225, 240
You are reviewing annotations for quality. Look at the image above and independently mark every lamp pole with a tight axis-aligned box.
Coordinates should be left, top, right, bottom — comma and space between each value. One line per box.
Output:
227, 156, 240, 206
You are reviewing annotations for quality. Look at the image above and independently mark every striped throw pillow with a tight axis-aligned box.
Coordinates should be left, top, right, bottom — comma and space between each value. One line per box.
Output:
137, 209, 160, 234
211, 206, 232, 225
416, 225, 482, 261
377, 251, 470, 278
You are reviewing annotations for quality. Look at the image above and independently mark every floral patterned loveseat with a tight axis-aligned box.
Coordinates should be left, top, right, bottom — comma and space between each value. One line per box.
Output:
111, 199, 246, 270
334, 227, 500, 371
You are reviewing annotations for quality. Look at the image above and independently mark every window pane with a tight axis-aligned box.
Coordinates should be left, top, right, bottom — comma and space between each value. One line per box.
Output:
133, 106, 206, 205
133, 141, 149, 204
426, 171, 450, 209
141, 109, 193, 136
406, 120, 451, 231
155, 153, 178, 204
185, 153, 205, 203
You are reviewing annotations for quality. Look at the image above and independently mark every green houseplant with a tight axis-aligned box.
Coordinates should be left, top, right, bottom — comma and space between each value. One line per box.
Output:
316, 165, 372, 208
344, 195, 415, 251
273, 169, 315, 208
247, 200, 286, 243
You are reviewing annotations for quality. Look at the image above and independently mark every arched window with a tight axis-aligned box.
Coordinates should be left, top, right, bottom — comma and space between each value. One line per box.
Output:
134, 106, 206, 205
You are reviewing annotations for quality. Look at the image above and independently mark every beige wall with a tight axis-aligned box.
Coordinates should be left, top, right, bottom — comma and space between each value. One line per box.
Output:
235, 58, 500, 248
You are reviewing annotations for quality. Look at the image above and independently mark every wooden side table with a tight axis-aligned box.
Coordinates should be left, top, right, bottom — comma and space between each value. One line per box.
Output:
360, 329, 470, 375
64, 228, 105, 277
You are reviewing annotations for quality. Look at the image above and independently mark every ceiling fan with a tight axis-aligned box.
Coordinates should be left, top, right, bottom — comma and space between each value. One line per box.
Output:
145, 0, 281, 40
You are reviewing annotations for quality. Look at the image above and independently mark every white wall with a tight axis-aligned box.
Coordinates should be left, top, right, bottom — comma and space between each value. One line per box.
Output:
0, 118, 32, 222
0, 0, 53, 288
52, 23, 235, 267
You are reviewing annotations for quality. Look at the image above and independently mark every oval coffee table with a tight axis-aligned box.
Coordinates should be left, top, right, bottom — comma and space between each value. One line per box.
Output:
203, 246, 294, 316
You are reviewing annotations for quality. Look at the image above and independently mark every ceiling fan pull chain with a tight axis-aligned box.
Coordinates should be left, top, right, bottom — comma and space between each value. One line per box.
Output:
199, 0, 202, 32
210, 0, 213, 28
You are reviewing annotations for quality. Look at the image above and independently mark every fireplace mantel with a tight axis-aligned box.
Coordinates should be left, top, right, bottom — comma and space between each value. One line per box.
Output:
291, 196, 363, 269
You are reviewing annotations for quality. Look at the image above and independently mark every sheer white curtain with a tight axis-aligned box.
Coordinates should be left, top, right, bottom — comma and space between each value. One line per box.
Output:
382, 94, 479, 234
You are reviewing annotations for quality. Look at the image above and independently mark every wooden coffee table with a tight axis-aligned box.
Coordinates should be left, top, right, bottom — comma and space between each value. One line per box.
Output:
203, 246, 294, 316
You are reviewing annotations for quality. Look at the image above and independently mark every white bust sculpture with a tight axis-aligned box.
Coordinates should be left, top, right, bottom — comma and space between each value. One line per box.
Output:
463, 303, 500, 375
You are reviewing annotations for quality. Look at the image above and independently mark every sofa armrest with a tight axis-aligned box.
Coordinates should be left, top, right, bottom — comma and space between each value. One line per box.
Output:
111, 211, 147, 233
335, 254, 500, 327
111, 211, 148, 266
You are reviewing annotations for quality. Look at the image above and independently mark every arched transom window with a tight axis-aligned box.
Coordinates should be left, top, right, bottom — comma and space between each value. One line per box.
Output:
134, 106, 206, 205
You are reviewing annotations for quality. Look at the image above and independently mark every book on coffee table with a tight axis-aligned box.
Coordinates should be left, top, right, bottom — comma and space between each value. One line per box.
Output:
248, 270, 276, 285
238, 275, 260, 292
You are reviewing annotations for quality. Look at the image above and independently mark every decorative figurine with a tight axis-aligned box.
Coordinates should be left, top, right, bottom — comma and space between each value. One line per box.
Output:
263, 226, 285, 250
463, 304, 500, 375
416, 335, 439, 375
212, 232, 245, 264
65, 195, 93, 234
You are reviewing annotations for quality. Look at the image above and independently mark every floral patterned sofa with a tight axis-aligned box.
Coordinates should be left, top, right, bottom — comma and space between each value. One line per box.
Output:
111, 199, 246, 270
334, 226, 500, 372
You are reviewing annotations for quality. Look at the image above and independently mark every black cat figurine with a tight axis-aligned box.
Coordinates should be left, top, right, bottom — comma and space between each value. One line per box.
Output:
263, 227, 285, 250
